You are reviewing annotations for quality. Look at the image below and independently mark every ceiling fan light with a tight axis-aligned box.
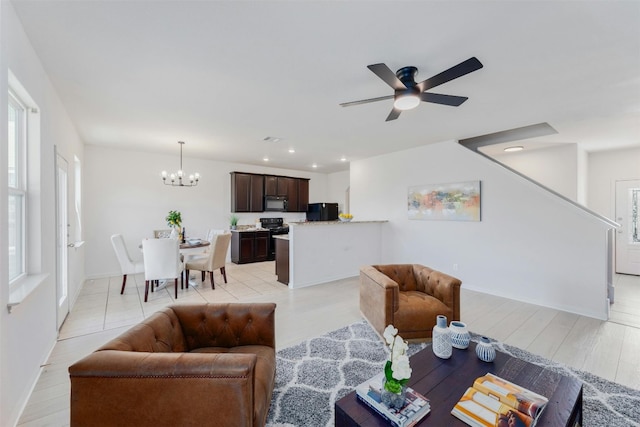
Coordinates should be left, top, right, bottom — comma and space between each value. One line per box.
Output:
394, 94, 420, 110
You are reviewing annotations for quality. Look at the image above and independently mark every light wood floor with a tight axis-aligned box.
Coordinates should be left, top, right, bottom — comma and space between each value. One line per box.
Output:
17, 262, 640, 426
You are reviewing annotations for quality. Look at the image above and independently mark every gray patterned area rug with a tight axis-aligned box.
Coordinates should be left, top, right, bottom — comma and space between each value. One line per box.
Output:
265, 320, 640, 427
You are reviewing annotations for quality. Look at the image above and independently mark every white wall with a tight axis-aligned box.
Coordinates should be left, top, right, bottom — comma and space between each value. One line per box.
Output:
351, 141, 614, 320
1, 2, 85, 425
326, 170, 350, 213
577, 146, 588, 205
84, 145, 330, 278
289, 221, 383, 288
490, 144, 579, 201
587, 146, 640, 218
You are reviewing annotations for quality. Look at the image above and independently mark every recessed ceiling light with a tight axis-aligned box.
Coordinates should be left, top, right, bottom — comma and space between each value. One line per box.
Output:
340, 156, 347, 162
312, 163, 318, 168
263, 157, 269, 162
288, 148, 295, 153
504, 146, 524, 152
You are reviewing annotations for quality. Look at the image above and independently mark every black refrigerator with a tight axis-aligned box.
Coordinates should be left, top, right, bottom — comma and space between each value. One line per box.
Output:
306, 203, 339, 221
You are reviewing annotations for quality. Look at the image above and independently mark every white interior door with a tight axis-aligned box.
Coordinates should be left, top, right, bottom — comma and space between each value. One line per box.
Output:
56, 152, 70, 329
615, 179, 640, 275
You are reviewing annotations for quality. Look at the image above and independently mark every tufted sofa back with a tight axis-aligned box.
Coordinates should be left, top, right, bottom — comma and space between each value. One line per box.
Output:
171, 303, 276, 351
374, 264, 418, 292
99, 308, 188, 353
98, 303, 276, 353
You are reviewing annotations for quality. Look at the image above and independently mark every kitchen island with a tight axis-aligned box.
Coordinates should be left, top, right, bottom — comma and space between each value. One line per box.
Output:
286, 220, 388, 289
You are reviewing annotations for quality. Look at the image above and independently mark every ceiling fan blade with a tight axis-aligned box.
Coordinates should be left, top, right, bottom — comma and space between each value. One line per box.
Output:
368, 63, 406, 90
339, 95, 394, 107
421, 92, 468, 106
417, 57, 483, 92
385, 108, 401, 121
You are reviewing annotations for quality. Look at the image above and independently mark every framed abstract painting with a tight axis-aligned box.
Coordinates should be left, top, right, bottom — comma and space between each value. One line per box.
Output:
408, 181, 481, 221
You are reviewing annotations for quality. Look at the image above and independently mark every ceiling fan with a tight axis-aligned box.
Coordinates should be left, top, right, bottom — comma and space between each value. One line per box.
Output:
340, 57, 483, 121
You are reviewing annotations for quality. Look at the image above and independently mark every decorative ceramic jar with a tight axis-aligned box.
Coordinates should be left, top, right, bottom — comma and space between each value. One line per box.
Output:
381, 377, 407, 409
432, 315, 452, 359
476, 336, 496, 362
449, 321, 471, 350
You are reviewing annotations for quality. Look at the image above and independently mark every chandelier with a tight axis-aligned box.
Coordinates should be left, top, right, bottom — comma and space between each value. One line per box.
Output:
161, 141, 200, 187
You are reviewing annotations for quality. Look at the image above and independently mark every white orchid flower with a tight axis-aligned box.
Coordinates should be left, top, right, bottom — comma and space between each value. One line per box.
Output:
391, 335, 407, 359
383, 325, 398, 346
391, 355, 412, 380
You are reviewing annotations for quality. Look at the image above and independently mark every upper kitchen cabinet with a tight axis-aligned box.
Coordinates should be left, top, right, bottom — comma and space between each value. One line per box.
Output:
265, 175, 277, 196
282, 177, 298, 212
232, 172, 309, 212
230, 172, 264, 212
264, 175, 289, 196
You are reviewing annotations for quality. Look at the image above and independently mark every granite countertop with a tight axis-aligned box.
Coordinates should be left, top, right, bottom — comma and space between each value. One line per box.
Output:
288, 220, 388, 226
231, 227, 269, 232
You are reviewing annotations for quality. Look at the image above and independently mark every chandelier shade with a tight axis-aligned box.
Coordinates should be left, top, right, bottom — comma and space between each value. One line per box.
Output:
161, 141, 200, 187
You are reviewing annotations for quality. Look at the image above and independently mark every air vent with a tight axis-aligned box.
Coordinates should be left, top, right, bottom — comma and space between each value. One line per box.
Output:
263, 136, 282, 143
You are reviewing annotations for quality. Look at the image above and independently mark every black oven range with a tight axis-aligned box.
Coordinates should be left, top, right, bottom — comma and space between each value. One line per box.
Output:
259, 217, 289, 261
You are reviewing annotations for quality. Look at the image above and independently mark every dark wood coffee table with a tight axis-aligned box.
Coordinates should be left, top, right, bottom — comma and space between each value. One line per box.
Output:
335, 341, 582, 426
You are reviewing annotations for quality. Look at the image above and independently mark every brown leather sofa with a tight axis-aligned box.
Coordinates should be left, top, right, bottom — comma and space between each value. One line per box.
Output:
69, 303, 276, 427
360, 264, 461, 340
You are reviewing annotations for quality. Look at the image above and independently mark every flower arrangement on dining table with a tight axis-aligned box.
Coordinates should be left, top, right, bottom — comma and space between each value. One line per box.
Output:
166, 210, 182, 228
166, 210, 182, 240
383, 325, 412, 395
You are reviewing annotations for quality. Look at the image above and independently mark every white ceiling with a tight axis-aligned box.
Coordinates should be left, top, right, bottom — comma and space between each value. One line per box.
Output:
11, 0, 640, 173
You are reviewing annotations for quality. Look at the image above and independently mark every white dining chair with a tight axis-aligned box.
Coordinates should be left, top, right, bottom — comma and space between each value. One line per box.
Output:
153, 229, 172, 239
111, 234, 145, 295
185, 233, 231, 289
141, 238, 184, 302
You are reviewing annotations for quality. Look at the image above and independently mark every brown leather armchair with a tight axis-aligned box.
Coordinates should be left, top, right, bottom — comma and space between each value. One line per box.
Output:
69, 303, 276, 427
360, 264, 461, 340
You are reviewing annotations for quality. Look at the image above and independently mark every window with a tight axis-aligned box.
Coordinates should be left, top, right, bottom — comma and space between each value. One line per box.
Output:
8, 91, 26, 283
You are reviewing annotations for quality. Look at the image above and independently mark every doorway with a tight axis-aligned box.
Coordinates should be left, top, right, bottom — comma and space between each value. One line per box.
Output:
615, 179, 640, 275
608, 180, 640, 328
55, 151, 70, 330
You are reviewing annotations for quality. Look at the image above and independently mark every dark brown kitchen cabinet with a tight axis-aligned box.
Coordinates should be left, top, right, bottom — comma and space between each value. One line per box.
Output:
231, 230, 270, 264
264, 175, 277, 196
275, 237, 289, 285
230, 172, 264, 212
232, 172, 309, 212
264, 175, 289, 196
282, 177, 298, 211
297, 179, 309, 212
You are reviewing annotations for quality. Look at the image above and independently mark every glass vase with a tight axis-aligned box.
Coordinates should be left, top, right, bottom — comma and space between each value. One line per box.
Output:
381, 377, 407, 410
449, 321, 471, 349
432, 315, 452, 359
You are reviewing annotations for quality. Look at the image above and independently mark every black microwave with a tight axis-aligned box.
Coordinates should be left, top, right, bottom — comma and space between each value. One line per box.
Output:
264, 196, 288, 212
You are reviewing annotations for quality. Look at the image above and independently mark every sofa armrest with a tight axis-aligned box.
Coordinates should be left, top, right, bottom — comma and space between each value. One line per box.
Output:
70, 350, 257, 426
414, 265, 462, 321
359, 266, 399, 335
171, 302, 276, 350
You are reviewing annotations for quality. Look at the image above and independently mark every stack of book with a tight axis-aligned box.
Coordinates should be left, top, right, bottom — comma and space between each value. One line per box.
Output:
451, 373, 549, 427
355, 372, 431, 427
